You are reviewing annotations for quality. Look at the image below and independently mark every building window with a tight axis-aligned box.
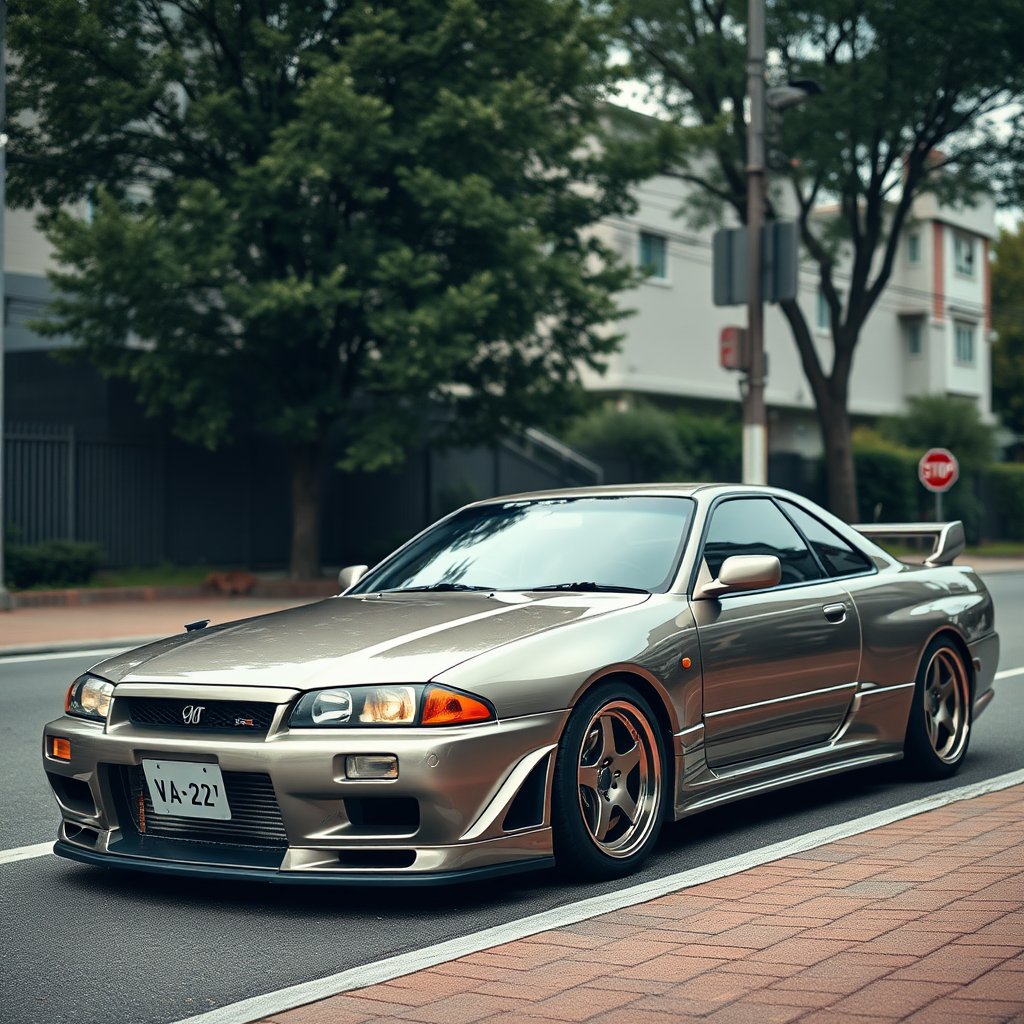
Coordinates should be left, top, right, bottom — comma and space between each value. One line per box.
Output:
907, 232, 921, 265
816, 289, 829, 331
906, 322, 922, 356
639, 232, 667, 279
954, 321, 975, 365
954, 234, 975, 276
817, 288, 842, 331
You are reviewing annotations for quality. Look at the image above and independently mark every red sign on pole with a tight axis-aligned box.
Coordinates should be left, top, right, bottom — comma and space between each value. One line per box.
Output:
720, 326, 749, 371
918, 448, 959, 493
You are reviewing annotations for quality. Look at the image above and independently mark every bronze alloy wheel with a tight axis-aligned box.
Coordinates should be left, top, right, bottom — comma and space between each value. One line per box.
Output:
905, 637, 972, 780
552, 684, 666, 879
576, 701, 662, 858
922, 647, 970, 764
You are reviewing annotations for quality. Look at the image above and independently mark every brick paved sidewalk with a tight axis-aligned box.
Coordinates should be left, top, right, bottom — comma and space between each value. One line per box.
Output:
263, 785, 1024, 1024
0, 595, 320, 652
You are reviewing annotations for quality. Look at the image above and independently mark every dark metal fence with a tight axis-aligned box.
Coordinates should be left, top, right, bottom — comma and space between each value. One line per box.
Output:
4, 423, 163, 564
4, 422, 601, 569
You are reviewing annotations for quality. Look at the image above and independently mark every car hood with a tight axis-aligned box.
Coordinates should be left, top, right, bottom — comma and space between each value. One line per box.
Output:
93, 591, 650, 691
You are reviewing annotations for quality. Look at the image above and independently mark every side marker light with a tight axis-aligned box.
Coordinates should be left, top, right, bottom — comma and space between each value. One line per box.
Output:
51, 737, 71, 761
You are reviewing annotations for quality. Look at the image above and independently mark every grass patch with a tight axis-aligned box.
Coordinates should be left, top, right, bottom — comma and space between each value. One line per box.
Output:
89, 564, 233, 589
963, 542, 1024, 558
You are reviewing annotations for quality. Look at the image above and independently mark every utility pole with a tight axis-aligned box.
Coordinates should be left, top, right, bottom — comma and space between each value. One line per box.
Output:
743, 0, 767, 486
0, 0, 10, 610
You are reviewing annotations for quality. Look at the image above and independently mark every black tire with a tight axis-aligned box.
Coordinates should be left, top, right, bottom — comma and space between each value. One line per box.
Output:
551, 682, 667, 881
904, 636, 972, 780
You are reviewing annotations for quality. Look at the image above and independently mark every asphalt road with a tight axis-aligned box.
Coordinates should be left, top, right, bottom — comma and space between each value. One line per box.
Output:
3, 572, 1024, 1024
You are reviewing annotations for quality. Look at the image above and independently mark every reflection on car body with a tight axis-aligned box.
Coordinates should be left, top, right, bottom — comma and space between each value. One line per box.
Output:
42, 484, 999, 885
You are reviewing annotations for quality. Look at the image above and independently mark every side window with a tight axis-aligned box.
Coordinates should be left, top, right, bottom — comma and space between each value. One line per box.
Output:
702, 498, 824, 586
781, 502, 874, 578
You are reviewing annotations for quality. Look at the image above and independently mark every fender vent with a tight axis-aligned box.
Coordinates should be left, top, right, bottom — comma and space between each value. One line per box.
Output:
502, 754, 550, 832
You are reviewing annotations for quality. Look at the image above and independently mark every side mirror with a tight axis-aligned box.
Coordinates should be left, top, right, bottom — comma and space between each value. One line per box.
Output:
694, 555, 781, 599
338, 564, 369, 592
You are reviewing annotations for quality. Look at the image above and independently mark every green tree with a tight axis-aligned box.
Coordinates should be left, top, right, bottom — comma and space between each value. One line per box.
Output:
10, 0, 663, 577
992, 222, 1024, 439
619, 0, 1024, 521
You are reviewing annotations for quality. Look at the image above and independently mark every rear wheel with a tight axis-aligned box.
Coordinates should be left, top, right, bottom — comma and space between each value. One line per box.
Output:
551, 683, 666, 880
904, 637, 972, 779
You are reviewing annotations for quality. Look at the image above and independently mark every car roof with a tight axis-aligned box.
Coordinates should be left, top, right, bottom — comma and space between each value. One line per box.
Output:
466, 482, 791, 505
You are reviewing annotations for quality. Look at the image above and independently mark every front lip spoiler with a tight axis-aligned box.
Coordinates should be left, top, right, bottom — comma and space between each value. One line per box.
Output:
53, 840, 556, 887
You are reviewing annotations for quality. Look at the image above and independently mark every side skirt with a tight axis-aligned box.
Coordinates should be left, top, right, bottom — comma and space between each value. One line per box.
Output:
673, 749, 903, 822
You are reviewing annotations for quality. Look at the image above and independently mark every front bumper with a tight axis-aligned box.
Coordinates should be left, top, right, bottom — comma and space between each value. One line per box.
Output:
52, 839, 555, 886
43, 689, 566, 883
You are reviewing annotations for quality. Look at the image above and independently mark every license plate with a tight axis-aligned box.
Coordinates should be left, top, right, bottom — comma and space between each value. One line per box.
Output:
142, 760, 231, 820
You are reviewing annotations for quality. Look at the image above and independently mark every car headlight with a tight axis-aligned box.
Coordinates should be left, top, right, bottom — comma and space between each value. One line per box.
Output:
289, 684, 494, 728
66, 675, 115, 721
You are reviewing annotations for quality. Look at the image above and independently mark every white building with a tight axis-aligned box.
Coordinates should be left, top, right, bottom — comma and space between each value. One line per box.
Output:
4, 171, 996, 461
587, 175, 997, 457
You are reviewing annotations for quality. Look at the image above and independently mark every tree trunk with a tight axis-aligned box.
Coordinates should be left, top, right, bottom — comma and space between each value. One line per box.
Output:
288, 441, 322, 580
779, 299, 860, 524
818, 398, 859, 524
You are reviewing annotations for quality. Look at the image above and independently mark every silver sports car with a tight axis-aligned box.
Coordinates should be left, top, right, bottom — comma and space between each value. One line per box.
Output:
43, 484, 998, 885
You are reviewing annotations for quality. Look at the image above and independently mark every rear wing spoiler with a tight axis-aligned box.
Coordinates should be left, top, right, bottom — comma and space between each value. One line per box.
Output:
852, 521, 966, 567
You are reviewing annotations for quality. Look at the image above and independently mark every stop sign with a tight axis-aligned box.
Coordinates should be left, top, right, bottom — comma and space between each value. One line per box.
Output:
918, 448, 959, 493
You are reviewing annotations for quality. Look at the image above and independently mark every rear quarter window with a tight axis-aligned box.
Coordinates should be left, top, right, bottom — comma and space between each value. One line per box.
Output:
781, 502, 874, 578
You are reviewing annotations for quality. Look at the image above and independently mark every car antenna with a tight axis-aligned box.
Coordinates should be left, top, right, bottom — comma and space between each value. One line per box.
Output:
184, 619, 210, 632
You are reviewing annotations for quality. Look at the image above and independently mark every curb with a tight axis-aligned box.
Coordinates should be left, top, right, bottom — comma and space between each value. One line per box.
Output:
7, 579, 339, 609
0, 636, 164, 658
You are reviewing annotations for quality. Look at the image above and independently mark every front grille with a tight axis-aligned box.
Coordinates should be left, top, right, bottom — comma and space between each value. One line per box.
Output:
120, 697, 278, 734
115, 765, 288, 848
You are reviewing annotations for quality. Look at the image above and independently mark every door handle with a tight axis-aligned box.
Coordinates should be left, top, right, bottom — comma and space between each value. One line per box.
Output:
823, 602, 847, 623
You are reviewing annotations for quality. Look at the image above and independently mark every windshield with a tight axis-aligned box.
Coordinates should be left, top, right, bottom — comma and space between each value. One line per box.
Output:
352, 496, 695, 595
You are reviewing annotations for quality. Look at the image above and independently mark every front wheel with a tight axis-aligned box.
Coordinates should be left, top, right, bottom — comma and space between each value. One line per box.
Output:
904, 637, 972, 780
551, 683, 667, 881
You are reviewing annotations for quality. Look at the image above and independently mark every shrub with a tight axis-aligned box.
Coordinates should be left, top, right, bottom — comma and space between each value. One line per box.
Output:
673, 408, 741, 479
985, 463, 1024, 541
4, 539, 104, 590
852, 427, 920, 523
565, 404, 686, 481
878, 394, 995, 469
565, 402, 741, 482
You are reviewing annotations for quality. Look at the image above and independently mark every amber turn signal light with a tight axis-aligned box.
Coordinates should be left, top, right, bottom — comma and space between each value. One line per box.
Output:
421, 686, 493, 725
51, 737, 71, 761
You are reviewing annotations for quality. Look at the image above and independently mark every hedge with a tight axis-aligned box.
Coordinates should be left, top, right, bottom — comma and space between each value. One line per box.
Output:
851, 429, 985, 542
852, 430, 920, 524
985, 463, 1024, 542
4, 539, 104, 590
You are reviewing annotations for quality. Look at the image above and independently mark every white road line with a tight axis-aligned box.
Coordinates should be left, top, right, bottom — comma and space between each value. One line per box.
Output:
174, 765, 1024, 1024
0, 842, 54, 865
0, 647, 131, 666
995, 666, 1024, 680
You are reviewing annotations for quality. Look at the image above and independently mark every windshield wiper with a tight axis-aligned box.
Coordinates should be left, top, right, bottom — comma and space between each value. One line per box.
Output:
385, 583, 495, 593
531, 582, 650, 594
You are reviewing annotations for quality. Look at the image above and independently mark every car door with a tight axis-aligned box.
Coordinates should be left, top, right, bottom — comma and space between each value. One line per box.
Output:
691, 497, 862, 768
